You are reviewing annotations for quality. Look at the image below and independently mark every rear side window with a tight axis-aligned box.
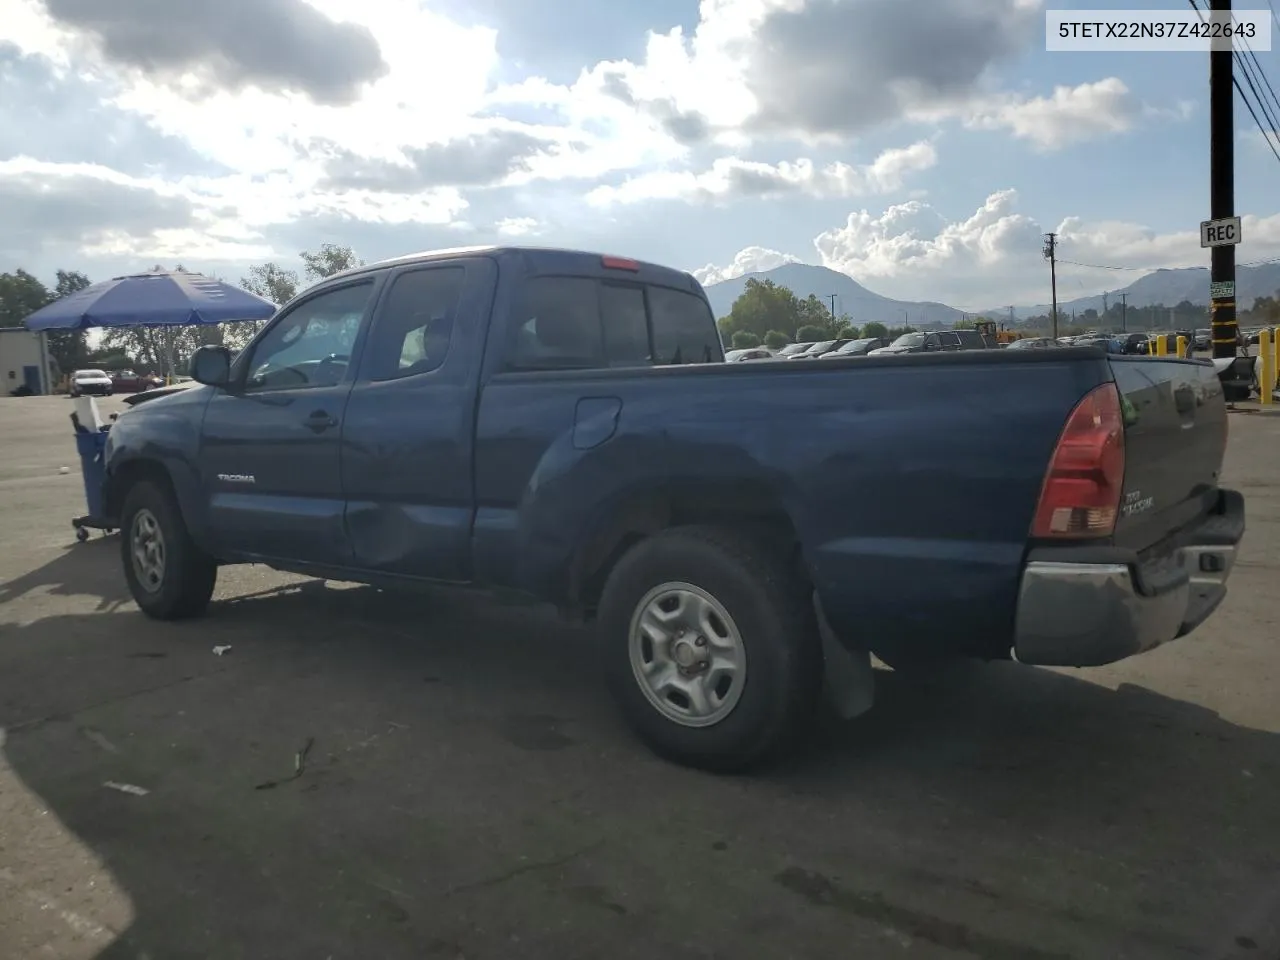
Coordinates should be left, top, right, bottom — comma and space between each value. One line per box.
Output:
365, 267, 465, 381
504, 276, 720, 371
649, 286, 719, 364
506, 277, 603, 370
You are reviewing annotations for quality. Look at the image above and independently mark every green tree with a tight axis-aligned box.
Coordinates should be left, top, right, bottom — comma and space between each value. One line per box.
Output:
241, 262, 300, 304
731, 330, 762, 348
796, 294, 833, 333
46, 270, 92, 373
724, 278, 801, 340
796, 324, 828, 342
862, 321, 889, 339
835, 321, 860, 339
301, 243, 363, 283
0, 269, 52, 327
763, 329, 789, 349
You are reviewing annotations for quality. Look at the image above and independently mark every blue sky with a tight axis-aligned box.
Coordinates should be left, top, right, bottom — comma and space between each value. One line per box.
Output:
2, 0, 1278, 309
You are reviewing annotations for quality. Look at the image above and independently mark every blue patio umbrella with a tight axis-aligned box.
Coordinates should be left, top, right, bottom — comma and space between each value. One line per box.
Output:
22, 269, 277, 331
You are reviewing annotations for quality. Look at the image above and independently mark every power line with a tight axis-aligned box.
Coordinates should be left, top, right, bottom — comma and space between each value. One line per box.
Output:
1057, 255, 1280, 272
1188, 0, 1280, 166
1057, 259, 1149, 271
1233, 38, 1280, 157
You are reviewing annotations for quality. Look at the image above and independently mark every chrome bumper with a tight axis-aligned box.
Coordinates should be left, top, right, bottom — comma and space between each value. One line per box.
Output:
1013, 503, 1242, 667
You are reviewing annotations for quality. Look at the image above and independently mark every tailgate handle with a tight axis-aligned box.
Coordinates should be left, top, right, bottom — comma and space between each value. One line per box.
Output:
1174, 385, 1195, 415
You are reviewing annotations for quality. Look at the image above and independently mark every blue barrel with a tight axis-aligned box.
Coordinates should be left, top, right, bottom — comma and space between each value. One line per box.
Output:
74, 430, 109, 519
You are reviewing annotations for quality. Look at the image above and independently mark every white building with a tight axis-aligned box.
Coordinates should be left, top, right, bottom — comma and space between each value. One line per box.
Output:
0, 328, 53, 395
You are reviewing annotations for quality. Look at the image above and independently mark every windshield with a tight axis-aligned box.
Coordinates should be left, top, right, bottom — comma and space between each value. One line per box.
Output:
806, 340, 836, 353
778, 343, 812, 355
74, 369, 108, 377
891, 333, 926, 348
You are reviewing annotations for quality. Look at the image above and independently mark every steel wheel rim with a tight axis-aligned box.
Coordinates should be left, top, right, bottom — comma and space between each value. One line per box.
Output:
130, 508, 166, 594
628, 581, 747, 728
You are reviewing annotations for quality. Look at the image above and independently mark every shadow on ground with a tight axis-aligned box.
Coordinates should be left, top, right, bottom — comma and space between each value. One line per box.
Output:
1, 578, 1278, 960
0, 535, 131, 612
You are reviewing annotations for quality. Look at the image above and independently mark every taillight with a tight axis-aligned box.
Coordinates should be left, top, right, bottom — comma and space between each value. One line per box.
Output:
601, 255, 640, 271
1031, 383, 1125, 539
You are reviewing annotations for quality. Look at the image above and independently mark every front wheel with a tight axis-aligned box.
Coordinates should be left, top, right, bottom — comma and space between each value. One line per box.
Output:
120, 479, 217, 620
598, 526, 823, 773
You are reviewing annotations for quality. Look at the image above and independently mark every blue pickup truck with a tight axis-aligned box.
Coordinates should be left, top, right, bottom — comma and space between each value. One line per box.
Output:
103, 246, 1244, 771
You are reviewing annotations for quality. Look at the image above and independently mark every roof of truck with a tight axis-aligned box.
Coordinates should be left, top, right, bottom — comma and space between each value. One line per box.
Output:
320, 245, 701, 291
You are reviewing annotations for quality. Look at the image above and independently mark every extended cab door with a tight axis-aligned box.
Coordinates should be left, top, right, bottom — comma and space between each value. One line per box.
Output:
199, 276, 381, 566
340, 257, 496, 582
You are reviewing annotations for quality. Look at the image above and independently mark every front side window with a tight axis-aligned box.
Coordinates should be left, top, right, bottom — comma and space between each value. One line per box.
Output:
648, 286, 719, 364
364, 267, 464, 381
243, 281, 374, 392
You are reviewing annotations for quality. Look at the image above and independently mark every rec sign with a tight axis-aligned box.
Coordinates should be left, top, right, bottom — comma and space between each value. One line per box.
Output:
1201, 216, 1242, 248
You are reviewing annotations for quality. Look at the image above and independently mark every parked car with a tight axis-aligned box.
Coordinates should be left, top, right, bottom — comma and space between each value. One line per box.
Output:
1074, 336, 1125, 355
102, 245, 1245, 773
1005, 337, 1064, 350
791, 339, 850, 359
774, 342, 815, 359
867, 330, 994, 356
1194, 329, 1212, 351
69, 369, 113, 397
1118, 333, 1150, 355
725, 347, 773, 362
818, 337, 893, 358
111, 370, 164, 393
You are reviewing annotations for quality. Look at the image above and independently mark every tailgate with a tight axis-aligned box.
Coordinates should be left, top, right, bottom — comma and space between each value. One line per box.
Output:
1109, 356, 1227, 551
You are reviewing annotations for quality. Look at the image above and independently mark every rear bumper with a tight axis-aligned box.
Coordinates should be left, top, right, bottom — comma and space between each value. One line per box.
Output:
1013, 489, 1245, 667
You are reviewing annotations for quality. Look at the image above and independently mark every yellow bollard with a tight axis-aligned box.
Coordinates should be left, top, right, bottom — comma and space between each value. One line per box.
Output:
1176, 335, 1188, 358
1155, 334, 1168, 356
1262, 329, 1275, 405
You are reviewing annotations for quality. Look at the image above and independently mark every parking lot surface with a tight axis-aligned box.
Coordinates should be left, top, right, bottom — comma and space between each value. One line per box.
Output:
1, 395, 1278, 960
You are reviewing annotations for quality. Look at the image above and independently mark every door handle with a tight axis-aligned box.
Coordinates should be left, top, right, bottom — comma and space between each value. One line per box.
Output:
304, 410, 338, 433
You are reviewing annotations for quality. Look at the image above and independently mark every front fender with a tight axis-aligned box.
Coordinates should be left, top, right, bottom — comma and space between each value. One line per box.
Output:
105, 388, 213, 548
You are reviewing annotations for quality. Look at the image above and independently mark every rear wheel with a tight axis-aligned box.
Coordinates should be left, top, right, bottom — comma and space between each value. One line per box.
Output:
120, 479, 217, 620
598, 526, 822, 773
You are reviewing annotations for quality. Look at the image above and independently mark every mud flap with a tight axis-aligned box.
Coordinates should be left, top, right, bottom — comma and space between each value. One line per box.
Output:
813, 592, 875, 721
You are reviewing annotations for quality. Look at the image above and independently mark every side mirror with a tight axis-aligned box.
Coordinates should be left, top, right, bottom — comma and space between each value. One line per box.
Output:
190, 345, 232, 388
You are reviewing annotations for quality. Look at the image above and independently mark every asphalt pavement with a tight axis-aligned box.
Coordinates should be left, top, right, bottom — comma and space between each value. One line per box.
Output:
1, 394, 1278, 960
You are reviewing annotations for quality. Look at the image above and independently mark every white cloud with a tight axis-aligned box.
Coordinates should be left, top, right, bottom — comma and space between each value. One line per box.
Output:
700, 190, 1280, 306
588, 140, 937, 206
495, 216, 540, 237
692, 246, 801, 285
964, 78, 1140, 151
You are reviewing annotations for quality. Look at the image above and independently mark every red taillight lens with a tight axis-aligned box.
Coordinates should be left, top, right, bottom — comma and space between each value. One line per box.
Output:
1031, 383, 1126, 539
601, 255, 640, 271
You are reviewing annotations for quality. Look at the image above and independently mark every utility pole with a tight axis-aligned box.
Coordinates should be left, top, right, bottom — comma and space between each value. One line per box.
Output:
828, 294, 838, 320
1007, 306, 1014, 328
1120, 293, 1127, 332
1043, 232, 1059, 340
1209, 0, 1239, 367
1103, 292, 1109, 315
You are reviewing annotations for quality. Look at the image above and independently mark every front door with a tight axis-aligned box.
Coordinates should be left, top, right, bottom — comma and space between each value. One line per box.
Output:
199, 277, 380, 567
341, 260, 492, 582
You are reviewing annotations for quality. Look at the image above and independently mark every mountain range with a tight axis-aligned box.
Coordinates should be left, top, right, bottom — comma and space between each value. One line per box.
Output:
701, 261, 1280, 327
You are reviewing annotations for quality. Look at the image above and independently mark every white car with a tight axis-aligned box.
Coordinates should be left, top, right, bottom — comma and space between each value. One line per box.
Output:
69, 369, 114, 398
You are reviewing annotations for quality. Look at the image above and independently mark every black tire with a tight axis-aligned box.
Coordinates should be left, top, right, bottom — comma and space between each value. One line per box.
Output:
597, 526, 823, 773
120, 479, 217, 620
